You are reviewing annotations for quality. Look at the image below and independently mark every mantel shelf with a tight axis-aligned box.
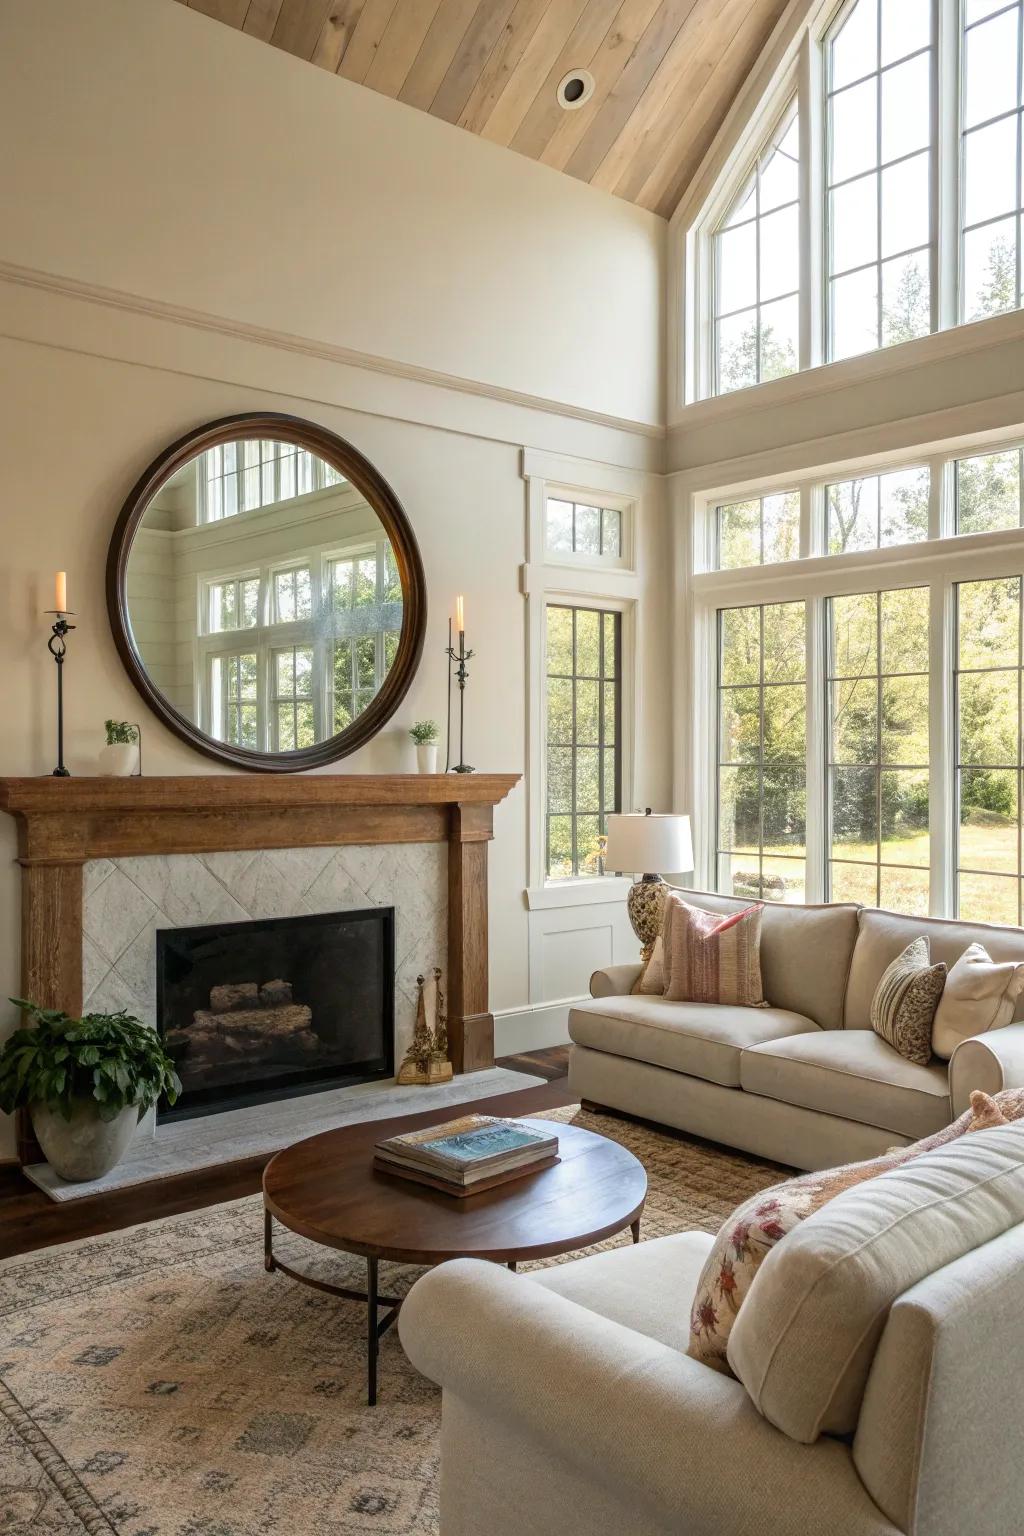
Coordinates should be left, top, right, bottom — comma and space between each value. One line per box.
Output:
0, 773, 520, 818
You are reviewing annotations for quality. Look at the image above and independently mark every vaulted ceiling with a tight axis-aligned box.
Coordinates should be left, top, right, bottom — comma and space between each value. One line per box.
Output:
176, 0, 790, 218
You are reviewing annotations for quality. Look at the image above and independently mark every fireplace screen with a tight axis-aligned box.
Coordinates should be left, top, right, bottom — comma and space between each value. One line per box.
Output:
156, 907, 394, 1119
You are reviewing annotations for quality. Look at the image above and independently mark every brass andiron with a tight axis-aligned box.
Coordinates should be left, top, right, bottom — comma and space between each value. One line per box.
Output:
397, 970, 454, 1085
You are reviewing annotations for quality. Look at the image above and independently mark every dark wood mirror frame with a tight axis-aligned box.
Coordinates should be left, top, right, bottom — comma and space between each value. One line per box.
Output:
106, 412, 427, 773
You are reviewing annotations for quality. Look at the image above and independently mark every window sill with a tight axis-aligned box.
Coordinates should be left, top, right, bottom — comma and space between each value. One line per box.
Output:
526, 878, 632, 911
670, 306, 1024, 434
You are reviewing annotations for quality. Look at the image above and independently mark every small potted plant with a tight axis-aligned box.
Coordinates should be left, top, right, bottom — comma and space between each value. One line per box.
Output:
409, 719, 440, 773
0, 1001, 181, 1182
100, 719, 140, 777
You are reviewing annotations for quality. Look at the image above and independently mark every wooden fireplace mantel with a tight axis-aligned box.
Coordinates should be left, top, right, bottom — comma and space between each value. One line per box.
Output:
0, 774, 520, 1164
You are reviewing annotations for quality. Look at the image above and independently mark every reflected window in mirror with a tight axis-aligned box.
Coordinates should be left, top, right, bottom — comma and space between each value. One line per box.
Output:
114, 415, 425, 769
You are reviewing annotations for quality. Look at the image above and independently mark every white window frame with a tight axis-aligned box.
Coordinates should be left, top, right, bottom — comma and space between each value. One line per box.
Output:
683, 422, 1024, 918
681, 0, 1018, 409
522, 450, 643, 904
197, 442, 344, 524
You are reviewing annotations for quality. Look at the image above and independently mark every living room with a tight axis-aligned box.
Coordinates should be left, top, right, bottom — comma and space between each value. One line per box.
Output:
2, 0, 1023, 1531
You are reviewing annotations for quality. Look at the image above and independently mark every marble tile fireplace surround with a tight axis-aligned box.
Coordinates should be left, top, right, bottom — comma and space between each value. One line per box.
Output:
0, 773, 519, 1167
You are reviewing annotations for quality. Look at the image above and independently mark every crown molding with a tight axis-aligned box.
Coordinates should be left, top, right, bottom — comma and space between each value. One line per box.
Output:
0, 260, 664, 444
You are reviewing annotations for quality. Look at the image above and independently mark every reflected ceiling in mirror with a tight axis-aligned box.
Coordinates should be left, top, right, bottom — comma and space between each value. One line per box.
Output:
109, 415, 426, 771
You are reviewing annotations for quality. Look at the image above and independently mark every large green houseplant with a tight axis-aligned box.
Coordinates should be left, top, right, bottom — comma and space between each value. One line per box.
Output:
0, 1001, 181, 1181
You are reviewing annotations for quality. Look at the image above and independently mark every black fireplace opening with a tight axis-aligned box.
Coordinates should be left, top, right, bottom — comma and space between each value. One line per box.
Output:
156, 907, 394, 1121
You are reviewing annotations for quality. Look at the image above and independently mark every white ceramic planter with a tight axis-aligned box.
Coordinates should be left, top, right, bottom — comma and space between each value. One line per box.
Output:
31, 1099, 138, 1182
416, 742, 439, 773
98, 741, 139, 777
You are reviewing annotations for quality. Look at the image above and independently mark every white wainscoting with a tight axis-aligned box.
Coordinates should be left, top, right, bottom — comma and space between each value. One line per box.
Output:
513, 886, 637, 1055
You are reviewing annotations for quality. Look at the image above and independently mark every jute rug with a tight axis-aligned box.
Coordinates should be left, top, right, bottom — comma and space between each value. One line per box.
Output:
0, 1107, 788, 1535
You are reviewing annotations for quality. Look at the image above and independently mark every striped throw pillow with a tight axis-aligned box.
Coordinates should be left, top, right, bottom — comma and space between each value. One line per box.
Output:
870, 936, 947, 1065
662, 895, 767, 1007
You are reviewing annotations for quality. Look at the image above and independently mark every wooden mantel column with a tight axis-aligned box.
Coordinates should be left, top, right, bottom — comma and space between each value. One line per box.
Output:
447, 801, 496, 1073
0, 774, 520, 1162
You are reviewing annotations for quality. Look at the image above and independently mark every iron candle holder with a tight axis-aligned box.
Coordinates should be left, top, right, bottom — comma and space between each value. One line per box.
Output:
445, 618, 475, 774
46, 610, 76, 778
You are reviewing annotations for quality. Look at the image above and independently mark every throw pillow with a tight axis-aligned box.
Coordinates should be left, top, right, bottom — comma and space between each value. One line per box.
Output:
968, 1085, 1024, 1127
931, 941, 1024, 1059
870, 936, 946, 1065
661, 894, 767, 1007
687, 1097, 983, 1376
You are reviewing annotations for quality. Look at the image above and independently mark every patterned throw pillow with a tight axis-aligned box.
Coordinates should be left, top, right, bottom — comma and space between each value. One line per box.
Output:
661, 895, 767, 1008
870, 936, 947, 1065
687, 1089, 1020, 1375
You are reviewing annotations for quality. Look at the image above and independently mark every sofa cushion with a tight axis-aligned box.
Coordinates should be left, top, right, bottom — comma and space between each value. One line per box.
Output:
740, 1029, 950, 1140
672, 890, 859, 1030
845, 907, 1024, 1031
531, 1231, 714, 1351
569, 995, 820, 1089
727, 1122, 1024, 1443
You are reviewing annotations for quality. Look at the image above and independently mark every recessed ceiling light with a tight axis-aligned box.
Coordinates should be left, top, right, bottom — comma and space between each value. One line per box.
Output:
557, 70, 595, 111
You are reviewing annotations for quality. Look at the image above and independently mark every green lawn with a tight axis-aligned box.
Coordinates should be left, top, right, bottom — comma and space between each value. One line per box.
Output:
730, 819, 1021, 925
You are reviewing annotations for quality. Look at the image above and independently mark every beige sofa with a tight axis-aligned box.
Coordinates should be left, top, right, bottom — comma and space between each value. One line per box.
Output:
400, 1142, 1024, 1536
568, 890, 1024, 1170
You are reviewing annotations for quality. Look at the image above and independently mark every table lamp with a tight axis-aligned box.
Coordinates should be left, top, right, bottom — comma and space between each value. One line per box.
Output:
603, 811, 694, 961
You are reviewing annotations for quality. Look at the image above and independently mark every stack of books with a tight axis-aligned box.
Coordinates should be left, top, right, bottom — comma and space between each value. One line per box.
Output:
373, 1114, 559, 1196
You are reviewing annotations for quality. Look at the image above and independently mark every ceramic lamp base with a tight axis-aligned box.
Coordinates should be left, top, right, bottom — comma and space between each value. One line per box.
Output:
626, 876, 668, 964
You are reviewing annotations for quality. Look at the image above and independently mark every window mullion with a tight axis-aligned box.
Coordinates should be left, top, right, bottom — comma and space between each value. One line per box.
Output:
935, 0, 959, 329
804, 596, 827, 902
930, 575, 954, 917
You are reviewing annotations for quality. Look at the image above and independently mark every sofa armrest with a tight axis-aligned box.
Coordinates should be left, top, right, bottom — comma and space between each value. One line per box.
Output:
949, 1024, 1024, 1116
590, 963, 642, 998
399, 1259, 887, 1535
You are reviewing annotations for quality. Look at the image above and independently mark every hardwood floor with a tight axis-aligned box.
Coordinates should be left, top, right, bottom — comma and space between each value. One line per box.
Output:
0, 1051, 574, 1261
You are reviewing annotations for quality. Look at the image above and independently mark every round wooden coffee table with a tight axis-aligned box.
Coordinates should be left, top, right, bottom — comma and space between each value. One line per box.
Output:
263, 1116, 647, 1405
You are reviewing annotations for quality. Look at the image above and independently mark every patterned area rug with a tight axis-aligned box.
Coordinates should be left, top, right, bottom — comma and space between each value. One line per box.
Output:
0, 1107, 788, 1535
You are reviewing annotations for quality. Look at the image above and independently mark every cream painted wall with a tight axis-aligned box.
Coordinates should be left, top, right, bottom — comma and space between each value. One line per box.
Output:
0, 0, 664, 428
0, 1, 671, 1160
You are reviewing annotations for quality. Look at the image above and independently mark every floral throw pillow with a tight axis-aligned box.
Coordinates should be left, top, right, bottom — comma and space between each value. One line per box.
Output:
687, 1091, 1014, 1375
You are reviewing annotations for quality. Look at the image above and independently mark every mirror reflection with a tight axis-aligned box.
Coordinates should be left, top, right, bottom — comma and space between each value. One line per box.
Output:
124, 438, 403, 753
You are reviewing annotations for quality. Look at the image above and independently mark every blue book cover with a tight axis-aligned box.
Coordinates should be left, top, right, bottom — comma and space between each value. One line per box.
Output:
423, 1124, 549, 1164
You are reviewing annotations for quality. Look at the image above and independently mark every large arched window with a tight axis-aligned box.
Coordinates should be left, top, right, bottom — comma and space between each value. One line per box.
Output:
695, 0, 1024, 400
825, 0, 935, 359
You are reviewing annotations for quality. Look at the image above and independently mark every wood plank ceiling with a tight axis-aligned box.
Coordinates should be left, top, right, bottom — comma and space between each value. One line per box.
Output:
177, 0, 790, 217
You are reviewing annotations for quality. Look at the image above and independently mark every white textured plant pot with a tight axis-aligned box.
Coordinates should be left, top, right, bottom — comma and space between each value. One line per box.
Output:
98, 742, 139, 777
416, 742, 438, 773
30, 1100, 139, 1181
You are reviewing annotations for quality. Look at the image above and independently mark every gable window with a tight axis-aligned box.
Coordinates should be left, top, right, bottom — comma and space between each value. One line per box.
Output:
545, 604, 621, 880
690, 0, 1024, 400
825, 0, 934, 359
961, 0, 1024, 322
712, 101, 800, 394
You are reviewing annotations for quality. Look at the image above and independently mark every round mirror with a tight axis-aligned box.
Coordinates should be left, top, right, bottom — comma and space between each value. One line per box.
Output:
107, 413, 426, 770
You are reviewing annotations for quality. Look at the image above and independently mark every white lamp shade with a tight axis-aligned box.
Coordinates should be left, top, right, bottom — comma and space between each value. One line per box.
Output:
603, 813, 693, 876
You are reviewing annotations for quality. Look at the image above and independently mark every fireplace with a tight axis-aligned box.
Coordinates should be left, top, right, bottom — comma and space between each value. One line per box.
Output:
156, 907, 394, 1120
